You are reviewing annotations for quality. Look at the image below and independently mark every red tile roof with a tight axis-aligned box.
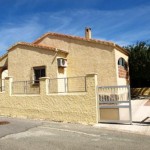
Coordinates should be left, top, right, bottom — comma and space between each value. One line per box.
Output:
33, 32, 129, 55
7, 42, 68, 54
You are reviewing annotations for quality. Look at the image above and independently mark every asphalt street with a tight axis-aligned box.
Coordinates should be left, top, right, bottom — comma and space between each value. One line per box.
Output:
0, 117, 150, 150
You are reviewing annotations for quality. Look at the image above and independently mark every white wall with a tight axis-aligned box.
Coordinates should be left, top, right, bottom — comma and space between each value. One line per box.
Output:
114, 49, 129, 85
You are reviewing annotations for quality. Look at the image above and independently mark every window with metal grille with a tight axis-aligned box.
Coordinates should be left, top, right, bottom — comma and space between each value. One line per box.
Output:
33, 66, 46, 84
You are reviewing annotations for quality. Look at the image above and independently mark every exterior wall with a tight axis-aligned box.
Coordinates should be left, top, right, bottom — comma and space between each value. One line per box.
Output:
8, 45, 58, 81
0, 74, 98, 125
0, 56, 8, 67
2, 70, 8, 79
114, 49, 129, 85
57, 52, 67, 78
38, 35, 117, 86
56, 53, 67, 92
118, 65, 128, 78
0, 56, 8, 79
1, 70, 8, 88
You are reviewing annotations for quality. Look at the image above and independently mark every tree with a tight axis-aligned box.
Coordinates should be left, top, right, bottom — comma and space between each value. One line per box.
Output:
125, 41, 150, 88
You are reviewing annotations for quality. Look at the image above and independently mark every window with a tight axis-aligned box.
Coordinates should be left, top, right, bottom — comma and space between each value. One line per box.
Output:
118, 58, 128, 78
33, 66, 46, 84
118, 58, 127, 69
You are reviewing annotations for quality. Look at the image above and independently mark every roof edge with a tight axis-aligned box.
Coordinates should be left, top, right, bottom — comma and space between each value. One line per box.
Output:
115, 44, 129, 56
0, 52, 8, 61
33, 32, 115, 46
7, 42, 68, 54
33, 32, 128, 55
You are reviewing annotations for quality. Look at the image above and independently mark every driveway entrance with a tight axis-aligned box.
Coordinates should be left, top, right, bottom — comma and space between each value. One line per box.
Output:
132, 98, 150, 123
97, 85, 132, 124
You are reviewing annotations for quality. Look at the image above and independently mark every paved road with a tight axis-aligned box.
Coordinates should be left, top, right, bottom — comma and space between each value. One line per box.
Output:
0, 117, 150, 150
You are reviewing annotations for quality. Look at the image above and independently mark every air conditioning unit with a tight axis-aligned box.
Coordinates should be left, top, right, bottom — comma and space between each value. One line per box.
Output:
57, 58, 67, 68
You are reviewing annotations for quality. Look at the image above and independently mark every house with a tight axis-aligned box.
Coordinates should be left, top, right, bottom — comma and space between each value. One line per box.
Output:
0, 28, 131, 124
0, 28, 129, 87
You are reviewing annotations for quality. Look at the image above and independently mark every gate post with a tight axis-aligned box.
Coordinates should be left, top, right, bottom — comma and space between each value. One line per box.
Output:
128, 85, 132, 124
86, 73, 98, 124
39, 77, 50, 96
4, 76, 13, 96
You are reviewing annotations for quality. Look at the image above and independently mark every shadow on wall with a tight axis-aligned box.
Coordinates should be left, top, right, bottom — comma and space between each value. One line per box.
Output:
131, 87, 150, 98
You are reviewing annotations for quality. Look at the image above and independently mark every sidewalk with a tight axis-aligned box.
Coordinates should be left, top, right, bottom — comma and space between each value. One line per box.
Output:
94, 122, 150, 136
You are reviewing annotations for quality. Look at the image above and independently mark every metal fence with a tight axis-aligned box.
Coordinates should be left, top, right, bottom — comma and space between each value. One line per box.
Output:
0, 79, 5, 92
98, 85, 130, 102
98, 85, 132, 124
12, 80, 40, 94
48, 76, 87, 93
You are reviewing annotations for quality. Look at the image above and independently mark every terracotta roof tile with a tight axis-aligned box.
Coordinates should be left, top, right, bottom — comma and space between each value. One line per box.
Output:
33, 32, 129, 55
33, 32, 115, 45
7, 42, 68, 54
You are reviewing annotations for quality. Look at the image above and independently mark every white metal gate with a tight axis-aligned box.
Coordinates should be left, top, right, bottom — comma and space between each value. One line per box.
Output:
97, 85, 132, 124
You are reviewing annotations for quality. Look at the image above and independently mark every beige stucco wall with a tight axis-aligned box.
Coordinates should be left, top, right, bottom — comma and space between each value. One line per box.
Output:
0, 56, 8, 67
0, 74, 98, 124
8, 45, 58, 81
38, 35, 118, 86
114, 49, 129, 85
0, 36, 128, 86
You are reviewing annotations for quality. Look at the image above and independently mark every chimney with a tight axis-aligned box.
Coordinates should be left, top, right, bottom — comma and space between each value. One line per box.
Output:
85, 27, 92, 39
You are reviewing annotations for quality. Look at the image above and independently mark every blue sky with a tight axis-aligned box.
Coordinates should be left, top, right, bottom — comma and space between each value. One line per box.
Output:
0, 0, 150, 55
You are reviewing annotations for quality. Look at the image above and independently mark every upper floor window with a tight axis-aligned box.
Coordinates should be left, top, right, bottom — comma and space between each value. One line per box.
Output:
118, 57, 127, 70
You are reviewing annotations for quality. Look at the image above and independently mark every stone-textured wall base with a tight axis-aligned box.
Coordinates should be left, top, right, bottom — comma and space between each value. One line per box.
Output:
0, 74, 98, 125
